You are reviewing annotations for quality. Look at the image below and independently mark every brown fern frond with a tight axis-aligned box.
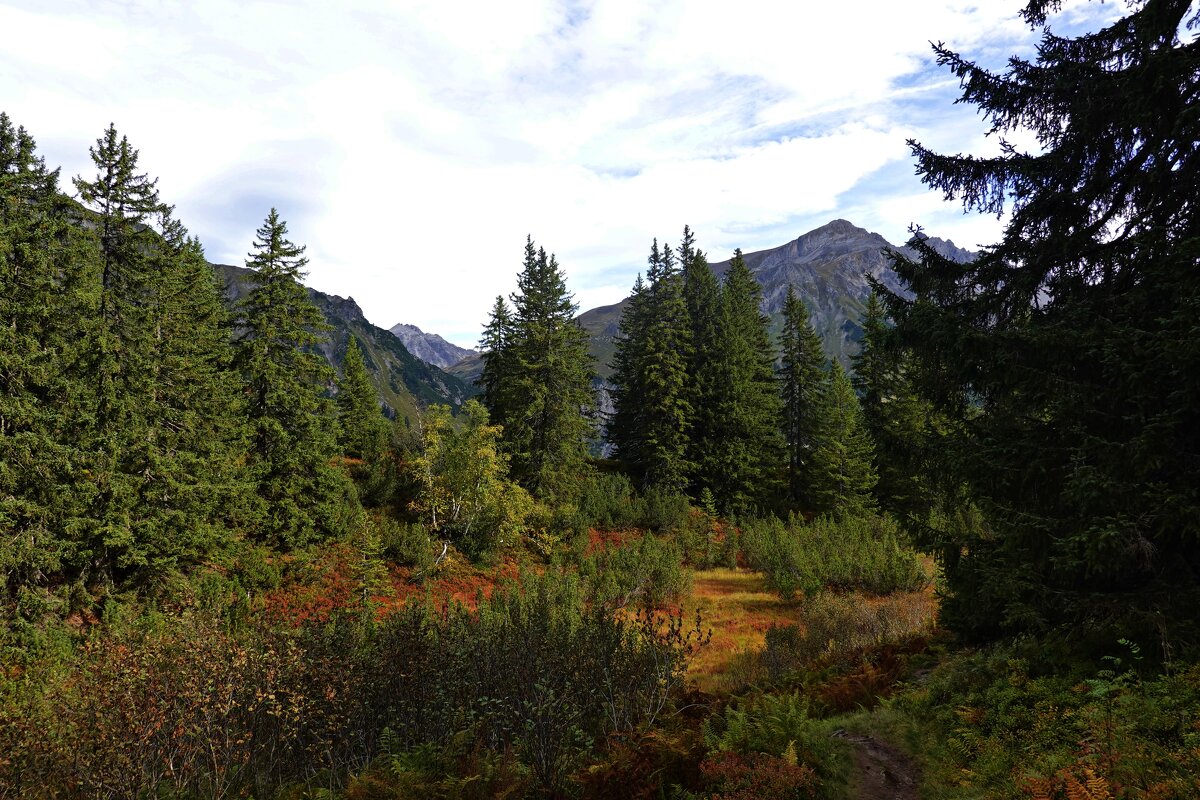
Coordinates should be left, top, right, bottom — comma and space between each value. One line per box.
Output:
1083, 768, 1112, 800
1023, 776, 1053, 800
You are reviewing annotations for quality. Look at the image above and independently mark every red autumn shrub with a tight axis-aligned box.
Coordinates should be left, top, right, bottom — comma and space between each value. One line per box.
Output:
699, 750, 820, 800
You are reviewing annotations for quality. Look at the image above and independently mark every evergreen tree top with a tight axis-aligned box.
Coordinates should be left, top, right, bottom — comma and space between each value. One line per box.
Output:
647, 238, 662, 282
480, 295, 512, 352
677, 224, 698, 269
908, 0, 1198, 321
512, 235, 578, 321
0, 112, 58, 193
722, 249, 766, 321
72, 123, 163, 225
247, 207, 309, 279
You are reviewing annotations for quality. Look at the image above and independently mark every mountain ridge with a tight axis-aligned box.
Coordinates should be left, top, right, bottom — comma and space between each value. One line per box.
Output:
212, 262, 473, 422
574, 219, 974, 378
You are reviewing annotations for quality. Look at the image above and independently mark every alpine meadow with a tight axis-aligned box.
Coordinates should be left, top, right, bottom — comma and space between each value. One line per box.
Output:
1, 1, 1198, 798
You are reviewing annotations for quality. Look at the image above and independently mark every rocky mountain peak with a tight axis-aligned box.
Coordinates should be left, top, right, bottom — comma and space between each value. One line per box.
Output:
389, 323, 478, 370
813, 218, 870, 236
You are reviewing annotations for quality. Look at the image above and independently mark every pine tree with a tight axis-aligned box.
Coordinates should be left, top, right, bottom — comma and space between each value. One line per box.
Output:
705, 249, 784, 512
883, 0, 1200, 640
235, 209, 352, 547
496, 236, 596, 499
337, 337, 389, 462
778, 286, 829, 509
808, 362, 878, 515
0, 114, 97, 589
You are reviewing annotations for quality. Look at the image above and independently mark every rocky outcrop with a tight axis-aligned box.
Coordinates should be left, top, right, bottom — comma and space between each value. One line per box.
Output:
389, 323, 478, 370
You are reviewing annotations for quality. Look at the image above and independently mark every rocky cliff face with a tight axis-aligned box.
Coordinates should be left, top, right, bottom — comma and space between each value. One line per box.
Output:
576, 219, 975, 375
389, 323, 478, 370
213, 263, 474, 423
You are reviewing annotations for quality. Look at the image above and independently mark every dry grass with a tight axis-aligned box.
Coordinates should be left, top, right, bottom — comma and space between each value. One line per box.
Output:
683, 567, 807, 691
681, 564, 940, 693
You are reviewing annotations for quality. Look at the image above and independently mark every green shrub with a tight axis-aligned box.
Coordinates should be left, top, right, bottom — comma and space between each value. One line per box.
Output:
0, 570, 706, 800
578, 534, 691, 611
576, 471, 641, 530
889, 644, 1200, 799
377, 518, 435, 573
741, 517, 817, 599
742, 514, 928, 599
550, 502, 590, 541
675, 512, 740, 570
232, 541, 283, 590
638, 487, 691, 533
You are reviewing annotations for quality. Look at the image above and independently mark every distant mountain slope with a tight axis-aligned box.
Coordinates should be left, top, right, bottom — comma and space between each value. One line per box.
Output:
447, 351, 485, 386
389, 323, 478, 370
577, 219, 975, 376
213, 263, 472, 423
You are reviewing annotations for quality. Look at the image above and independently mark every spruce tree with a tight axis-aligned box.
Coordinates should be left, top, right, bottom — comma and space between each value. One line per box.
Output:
682, 243, 723, 498
705, 250, 784, 512
337, 337, 390, 461
609, 237, 692, 492
128, 211, 249, 575
608, 273, 650, 474
640, 239, 693, 492
851, 293, 887, 430
807, 362, 878, 515
73, 126, 250, 580
884, 0, 1200, 640
778, 286, 829, 510
0, 114, 96, 589
479, 295, 516, 434
496, 236, 595, 499
235, 209, 352, 547
72, 124, 170, 579
851, 290, 931, 520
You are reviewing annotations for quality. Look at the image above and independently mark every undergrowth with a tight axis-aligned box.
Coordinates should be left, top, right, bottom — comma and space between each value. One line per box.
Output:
874, 641, 1200, 799
742, 513, 928, 599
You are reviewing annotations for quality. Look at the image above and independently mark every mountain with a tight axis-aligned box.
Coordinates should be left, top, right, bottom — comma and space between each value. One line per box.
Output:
213, 263, 473, 423
444, 219, 975, 390
447, 351, 485, 384
576, 219, 975, 377
389, 323, 478, 370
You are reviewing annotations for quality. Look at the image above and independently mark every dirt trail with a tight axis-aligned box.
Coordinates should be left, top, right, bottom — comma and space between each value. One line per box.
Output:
836, 729, 920, 800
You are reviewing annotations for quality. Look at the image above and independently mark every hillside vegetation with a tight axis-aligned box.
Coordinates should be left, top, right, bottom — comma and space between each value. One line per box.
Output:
2, 1, 1198, 798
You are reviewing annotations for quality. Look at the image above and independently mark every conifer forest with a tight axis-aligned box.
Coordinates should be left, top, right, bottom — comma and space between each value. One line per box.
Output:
1, 2, 1198, 798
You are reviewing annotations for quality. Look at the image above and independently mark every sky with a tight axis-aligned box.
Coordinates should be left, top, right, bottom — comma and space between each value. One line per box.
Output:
0, 0, 1131, 348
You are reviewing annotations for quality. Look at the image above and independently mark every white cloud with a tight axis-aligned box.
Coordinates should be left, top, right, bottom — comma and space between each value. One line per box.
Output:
0, 0, 1131, 347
